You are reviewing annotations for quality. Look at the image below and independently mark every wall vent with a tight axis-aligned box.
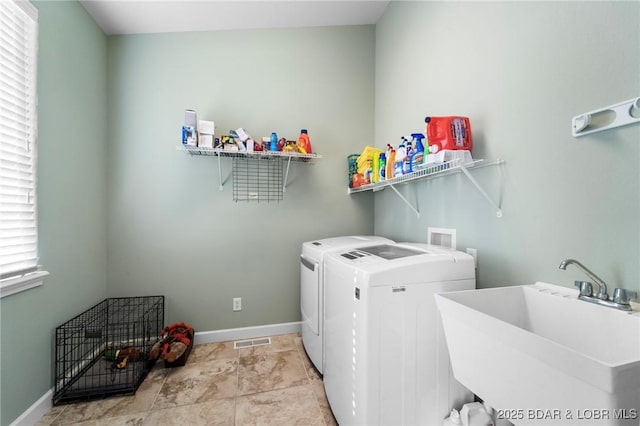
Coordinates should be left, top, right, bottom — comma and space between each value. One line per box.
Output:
428, 227, 457, 250
233, 337, 272, 349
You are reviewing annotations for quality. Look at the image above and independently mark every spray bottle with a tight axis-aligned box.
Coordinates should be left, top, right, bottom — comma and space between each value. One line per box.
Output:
394, 140, 406, 177
409, 133, 426, 171
402, 136, 414, 174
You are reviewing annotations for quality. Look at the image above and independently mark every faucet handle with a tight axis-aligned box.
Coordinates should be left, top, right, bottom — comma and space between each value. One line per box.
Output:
612, 288, 638, 305
574, 280, 593, 297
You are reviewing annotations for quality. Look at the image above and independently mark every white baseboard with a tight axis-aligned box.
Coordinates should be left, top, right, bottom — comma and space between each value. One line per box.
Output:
10, 388, 53, 426
12, 322, 301, 426
194, 321, 301, 345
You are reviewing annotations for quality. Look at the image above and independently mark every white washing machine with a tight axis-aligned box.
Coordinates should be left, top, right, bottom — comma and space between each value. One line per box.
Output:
300, 235, 393, 374
323, 243, 475, 425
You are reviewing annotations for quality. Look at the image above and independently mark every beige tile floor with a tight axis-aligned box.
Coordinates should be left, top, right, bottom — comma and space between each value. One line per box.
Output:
37, 333, 338, 426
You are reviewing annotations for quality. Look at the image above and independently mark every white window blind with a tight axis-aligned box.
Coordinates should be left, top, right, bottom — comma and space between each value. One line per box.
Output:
0, 0, 39, 281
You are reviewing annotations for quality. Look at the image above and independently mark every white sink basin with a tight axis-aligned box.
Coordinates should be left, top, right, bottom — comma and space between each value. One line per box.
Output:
435, 282, 640, 426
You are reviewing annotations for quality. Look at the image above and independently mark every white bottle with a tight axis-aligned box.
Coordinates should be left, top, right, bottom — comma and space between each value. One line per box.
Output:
394, 143, 406, 177
460, 402, 495, 426
443, 409, 462, 426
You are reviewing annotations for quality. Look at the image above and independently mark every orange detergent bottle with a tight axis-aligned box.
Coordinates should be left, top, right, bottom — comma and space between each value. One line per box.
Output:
298, 129, 312, 154
386, 148, 395, 179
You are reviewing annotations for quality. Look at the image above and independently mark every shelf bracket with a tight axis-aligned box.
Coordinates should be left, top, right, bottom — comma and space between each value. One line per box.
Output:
217, 153, 223, 191
572, 97, 640, 137
388, 184, 420, 218
459, 163, 503, 218
283, 156, 292, 193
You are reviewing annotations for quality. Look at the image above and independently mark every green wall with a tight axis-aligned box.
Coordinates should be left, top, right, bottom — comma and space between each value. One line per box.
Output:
5, 2, 639, 424
0, 1, 108, 425
1, 15, 375, 424
105, 27, 376, 330
374, 2, 640, 291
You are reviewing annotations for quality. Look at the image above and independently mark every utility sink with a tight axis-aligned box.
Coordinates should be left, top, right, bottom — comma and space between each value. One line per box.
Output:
435, 282, 640, 426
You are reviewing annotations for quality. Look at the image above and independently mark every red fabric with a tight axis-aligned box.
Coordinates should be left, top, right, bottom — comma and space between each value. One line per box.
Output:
159, 322, 194, 356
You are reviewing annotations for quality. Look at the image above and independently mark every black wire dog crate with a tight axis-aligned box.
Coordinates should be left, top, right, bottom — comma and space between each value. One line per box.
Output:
53, 296, 164, 405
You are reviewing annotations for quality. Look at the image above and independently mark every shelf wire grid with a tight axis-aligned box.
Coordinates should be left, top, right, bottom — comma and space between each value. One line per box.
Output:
232, 156, 284, 202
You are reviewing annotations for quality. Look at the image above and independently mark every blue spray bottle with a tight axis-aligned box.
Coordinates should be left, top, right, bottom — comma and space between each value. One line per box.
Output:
409, 133, 426, 172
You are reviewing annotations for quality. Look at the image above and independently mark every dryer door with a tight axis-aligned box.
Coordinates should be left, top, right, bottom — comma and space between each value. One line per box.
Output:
300, 255, 320, 335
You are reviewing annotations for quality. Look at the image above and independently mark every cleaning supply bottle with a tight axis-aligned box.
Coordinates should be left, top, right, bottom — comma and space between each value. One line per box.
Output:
378, 153, 386, 181
298, 129, 312, 154
459, 402, 496, 426
410, 133, 426, 171
270, 132, 278, 151
403, 136, 414, 174
386, 148, 395, 179
443, 409, 462, 426
394, 141, 406, 177
372, 151, 381, 183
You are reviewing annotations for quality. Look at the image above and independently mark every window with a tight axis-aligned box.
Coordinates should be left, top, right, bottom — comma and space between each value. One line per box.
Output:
0, 0, 47, 298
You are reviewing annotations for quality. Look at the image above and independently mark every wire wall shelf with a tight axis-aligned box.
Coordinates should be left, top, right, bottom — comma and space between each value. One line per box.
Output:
347, 159, 481, 194
177, 145, 322, 162
349, 158, 505, 218
177, 145, 321, 199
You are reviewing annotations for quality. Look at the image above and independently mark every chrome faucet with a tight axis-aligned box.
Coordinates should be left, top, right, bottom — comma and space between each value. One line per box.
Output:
558, 258, 608, 300
558, 258, 637, 311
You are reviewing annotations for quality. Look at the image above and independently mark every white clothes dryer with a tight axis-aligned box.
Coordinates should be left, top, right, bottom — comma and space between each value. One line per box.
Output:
300, 235, 393, 374
323, 243, 475, 425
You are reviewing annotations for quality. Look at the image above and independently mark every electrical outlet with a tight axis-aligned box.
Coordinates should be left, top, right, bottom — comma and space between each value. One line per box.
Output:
466, 248, 478, 268
233, 297, 242, 311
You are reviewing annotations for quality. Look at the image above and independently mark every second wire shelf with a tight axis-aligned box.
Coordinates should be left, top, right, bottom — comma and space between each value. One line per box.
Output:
349, 158, 505, 218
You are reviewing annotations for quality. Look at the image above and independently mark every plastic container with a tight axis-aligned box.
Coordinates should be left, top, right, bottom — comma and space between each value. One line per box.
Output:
270, 132, 278, 151
394, 142, 406, 177
459, 402, 496, 426
402, 138, 413, 174
298, 129, 312, 154
412, 133, 425, 153
378, 153, 386, 181
425, 149, 473, 166
348, 154, 359, 188
443, 409, 462, 426
386, 149, 395, 180
425, 116, 473, 153
410, 133, 425, 170
372, 151, 381, 183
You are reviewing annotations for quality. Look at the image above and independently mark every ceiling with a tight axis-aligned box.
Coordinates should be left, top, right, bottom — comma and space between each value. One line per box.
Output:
79, 1, 390, 36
